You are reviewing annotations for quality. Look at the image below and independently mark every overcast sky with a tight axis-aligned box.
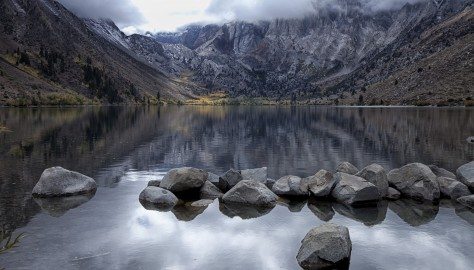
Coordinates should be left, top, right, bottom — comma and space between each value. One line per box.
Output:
57, 0, 427, 34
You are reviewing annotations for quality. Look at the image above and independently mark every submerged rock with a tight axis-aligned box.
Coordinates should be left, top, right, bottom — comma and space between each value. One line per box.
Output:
218, 169, 243, 192
437, 177, 471, 199
160, 167, 208, 193
389, 199, 439, 226
331, 173, 381, 205
456, 161, 474, 192
222, 180, 278, 206
304, 170, 336, 197
429, 165, 456, 179
272, 175, 309, 197
356, 164, 389, 197
139, 186, 178, 211
32, 167, 97, 197
386, 187, 401, 200
241, 167, 267, 184
457, 195, 474, 210
336, 162, 359, 175
296, 223, 351, 270
387, 163, 440, 202
147, 180, 161, 187
200, 181, 224, 199
34, 193, 95, 217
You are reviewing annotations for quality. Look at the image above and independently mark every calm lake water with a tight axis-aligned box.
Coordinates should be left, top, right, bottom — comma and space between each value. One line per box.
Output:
0, 106, 473, 270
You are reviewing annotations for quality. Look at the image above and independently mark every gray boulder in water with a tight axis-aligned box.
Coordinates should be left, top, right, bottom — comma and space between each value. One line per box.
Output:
356, 164, 389, 197
147, 180, 161, 187
304, 170, 336, 197
456, 161, 474, 192
200, 181, 224, 199
331, 173, 381, 205
387, 163, 440, 202
429, 165, 456, 179
222, 180, 278, 206
241, 167, 267, 185
336, 162, 359, 175
437, 177, 471, 200
207, 172, 220, 186
160, 167, 207, 193
139, 186, 178, 209
457, 195, 474, 210
32, 167, 97, 197
296, 223, 351, 270
272, 175, 309, 197
218, 169, 243, 192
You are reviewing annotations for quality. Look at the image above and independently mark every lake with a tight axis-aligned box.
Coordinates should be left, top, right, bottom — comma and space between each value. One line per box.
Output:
0, 106, 473, 269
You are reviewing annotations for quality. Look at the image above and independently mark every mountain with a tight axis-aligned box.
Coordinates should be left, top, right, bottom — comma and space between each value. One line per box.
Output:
0, 0, 196, 106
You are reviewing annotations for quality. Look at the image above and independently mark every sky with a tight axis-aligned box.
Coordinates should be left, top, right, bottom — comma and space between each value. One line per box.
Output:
57, 0, 427, 34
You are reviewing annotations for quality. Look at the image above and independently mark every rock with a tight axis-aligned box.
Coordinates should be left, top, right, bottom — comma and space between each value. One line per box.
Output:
218, 169, 243, 192
389, 199, 439, 226
191, 199, 214, 207
277, 198, 307, 212
272, 175, 309, 197
147, 180, 161, 187
208, 172, 220, 186
222, 180, 278, 206
219, 202, 274, 219
387, 163, 440, 202
33, 194, 95, 217
241, 167, 267, 184
32, 167, 97, 197
336, 162, 359, 175
333, 201, 388, 226
356, 164, 389, 197
456, 161, 474, 192
457, 195, 474, 210
296, 223, 351, 270
139, 186, 178, 210
467, 136, 474, 144
160, 167, 207, 193
331, 173, 381, 205
304, 170, 336, 197
386, 187, 401, 200
429, 165, 456, 179
437, 177, 471, 200
266, 178, 276, 189
200, 181, 224, 199
307, 200, 335, 222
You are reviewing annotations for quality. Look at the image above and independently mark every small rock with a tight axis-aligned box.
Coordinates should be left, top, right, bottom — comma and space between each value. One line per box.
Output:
386, 187, 401, 200
222, 180, 278, 206
139, 186, 178, 209
336, 162, 359, 175
387, 163, 440, 202
331, 172, 381, 205
437, 177, 471, 200
147, 180, 161, 187
356, 164, 389, 197
200, 181, 224, 199
467, 136, 474, 144
160, 167, 207, 193
304, 170, 336, 197
191, 199, 214, 207
296, 223, 351, 270
32, 167, 97, 197
457, 195, 474, 210
218, 169, 243, 192
272, 175, 308, 197
241, 167, 267, 184
429, 165, 456, 179
456, 161, 474, 192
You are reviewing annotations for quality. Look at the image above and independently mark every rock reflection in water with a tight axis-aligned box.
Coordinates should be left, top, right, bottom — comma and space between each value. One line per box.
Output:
33, 193, 95, 217
139, 200, 175, 212
333, 201, 388, 226
307, 200, 335, 222
171, 202, 209, 221
219, 202, 275, 219
389, 199, 439, 226
277, 198, 307, 213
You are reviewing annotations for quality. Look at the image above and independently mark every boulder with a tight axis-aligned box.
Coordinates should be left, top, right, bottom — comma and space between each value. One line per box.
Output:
222, 180, 278, 206
218, 169, 243, 192
467, 136, 474, 144
32, 167, 97, 197
386, 187, 401, 200
429, 165, 456, 179
296, 223, 351, 270
387, 163, 440, 202
456, 161, 474, 192
241, 167, 267, 184
336, 162, 359, 175
139, 186, 178, 210
272, 175, 308, 197
437, 177, 471, 200
457, 195, 474, 210
208, 172, 220, 186
304, 170, 336, 197
200, 181, 224, 199
147, 180, 161, 187
331, 173, 381, 205
160, 167, 207, 193
356, 164, 389, 197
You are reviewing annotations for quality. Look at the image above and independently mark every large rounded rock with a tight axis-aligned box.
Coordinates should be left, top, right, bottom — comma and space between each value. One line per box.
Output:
387, 163, 440, 202
218, 169, 243, 192
222, 180, 278, 206
305, 170, 336, 197
356, 164, 389, 197
336, 162, 359, 175
139, 186, 178, 210
457, 161, 474, 192
457, 195, 474, 210
32, 167, 97, 197
200, 181, 224, 199
296, 223, 351, 270
429, 165, 456, 179
437, 177, 471, 200
272, 175, 309, 197
331, 172, 381, 205
160, 167, 207, 193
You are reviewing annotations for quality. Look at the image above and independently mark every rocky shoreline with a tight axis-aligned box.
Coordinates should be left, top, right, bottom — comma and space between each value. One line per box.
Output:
31, 161, 474, 269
